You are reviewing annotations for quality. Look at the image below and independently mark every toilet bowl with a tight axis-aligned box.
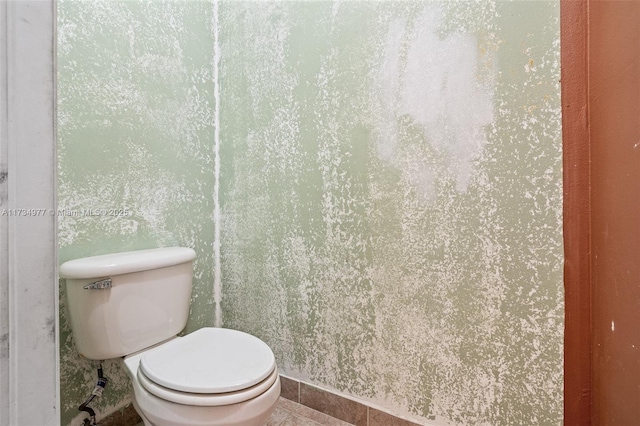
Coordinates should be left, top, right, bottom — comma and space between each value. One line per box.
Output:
59, 247, 281, 426
123, 328, 281, 426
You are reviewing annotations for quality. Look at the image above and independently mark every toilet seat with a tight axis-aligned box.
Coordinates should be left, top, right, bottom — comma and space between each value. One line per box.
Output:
138, 365, 279, 407
137, 327, 277, 407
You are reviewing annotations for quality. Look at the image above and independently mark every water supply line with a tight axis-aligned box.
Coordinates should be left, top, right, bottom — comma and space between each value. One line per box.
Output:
79, 361, 108, 426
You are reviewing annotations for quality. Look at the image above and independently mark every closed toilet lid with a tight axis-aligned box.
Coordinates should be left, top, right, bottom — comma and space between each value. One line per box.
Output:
139, 327, 276, 394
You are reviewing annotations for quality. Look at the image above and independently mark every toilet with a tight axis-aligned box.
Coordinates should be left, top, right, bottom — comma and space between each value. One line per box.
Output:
60, 247, 280, 426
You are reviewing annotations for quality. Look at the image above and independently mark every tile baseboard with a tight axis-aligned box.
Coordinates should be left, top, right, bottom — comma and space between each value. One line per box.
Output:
280, 375, 425, 426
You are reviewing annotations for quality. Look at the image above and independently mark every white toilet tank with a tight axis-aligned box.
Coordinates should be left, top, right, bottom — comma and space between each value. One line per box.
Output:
60, 247, 197, 360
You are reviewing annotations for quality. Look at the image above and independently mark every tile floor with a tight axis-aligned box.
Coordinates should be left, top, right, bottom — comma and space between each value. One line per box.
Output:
267, 397, 352, 426
132, 398, 350, 426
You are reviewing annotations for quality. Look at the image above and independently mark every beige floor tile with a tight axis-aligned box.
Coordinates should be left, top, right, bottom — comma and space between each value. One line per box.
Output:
268, 397, 352, 426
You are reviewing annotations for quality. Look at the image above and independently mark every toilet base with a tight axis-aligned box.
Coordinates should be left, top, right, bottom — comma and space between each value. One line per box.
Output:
131, 399, 152, 426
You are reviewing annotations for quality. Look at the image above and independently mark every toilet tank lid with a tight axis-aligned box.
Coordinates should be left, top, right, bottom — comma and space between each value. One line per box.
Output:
59, 247, 196, 279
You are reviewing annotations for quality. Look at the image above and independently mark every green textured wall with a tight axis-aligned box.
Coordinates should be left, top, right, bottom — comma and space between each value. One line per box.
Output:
57, 1, 216, 424
219, 1, 562, 425
58, 0, 562, 425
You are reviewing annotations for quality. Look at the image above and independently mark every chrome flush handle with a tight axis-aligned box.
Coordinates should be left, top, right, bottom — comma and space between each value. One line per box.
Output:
83, 278, 112, 290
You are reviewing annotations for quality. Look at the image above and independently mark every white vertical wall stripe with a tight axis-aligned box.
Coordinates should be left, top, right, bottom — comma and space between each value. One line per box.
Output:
212, 0, 222, 328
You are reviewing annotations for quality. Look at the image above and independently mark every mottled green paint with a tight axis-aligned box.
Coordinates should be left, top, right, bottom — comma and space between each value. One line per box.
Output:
58, 1, 562, 425
219, 1, 562, 425
57, 1, 215, 424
